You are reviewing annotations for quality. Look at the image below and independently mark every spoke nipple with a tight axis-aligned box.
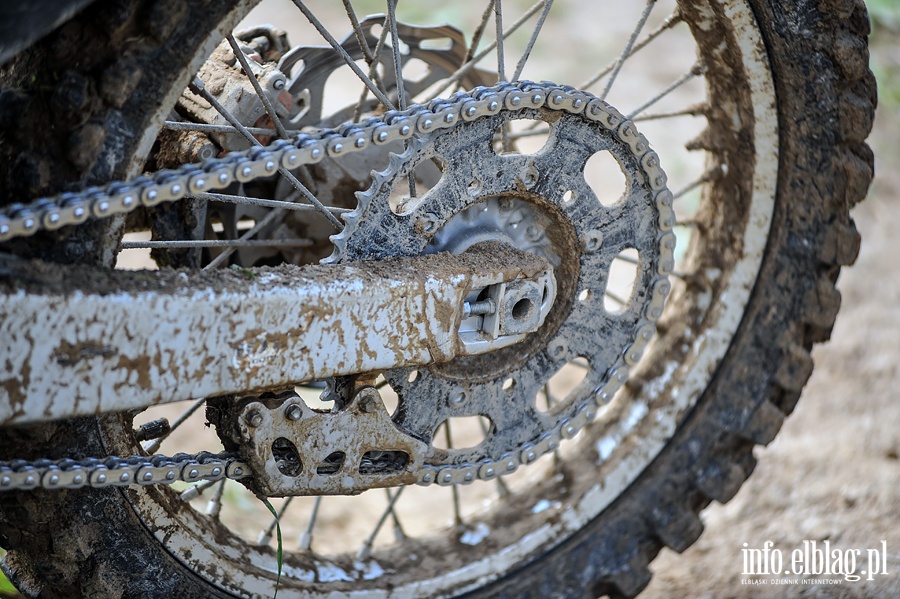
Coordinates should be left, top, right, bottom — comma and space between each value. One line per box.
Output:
298, 531, 312, 550
357, 545, 372, 561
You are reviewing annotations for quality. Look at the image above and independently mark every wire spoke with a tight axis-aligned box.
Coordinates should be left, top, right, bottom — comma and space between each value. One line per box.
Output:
604, 289, 628, 307
442, 421, 464, 528
291, 0, 395, 111
579, 10, 681, 91
352, 10, 392, 121
510, 0, 553, 82
258, 496, 295, 546
672, 164, 723, 201
358, 487, 405, 560
626, 64, 705, 119
189, 78, 343, 231
122, 238, 313, 250
386, 488, 407, 541
343, 0, 376, 63
386, 0, 418, 198
613, 253, 639, 266
543, 382, 554, 411
298, 496, 321, 550
227, 35, 289, 139
599, 0, 658, 100
633, 104, 707, 122
164, 121, 276, 137
494, 0, 506, 82
189, 191, 351, 214
476, 418, 510, 497
203, 207, 285, 270
142, 397, 206, 454
465, 1, 496, 69
426, 0, 545, 100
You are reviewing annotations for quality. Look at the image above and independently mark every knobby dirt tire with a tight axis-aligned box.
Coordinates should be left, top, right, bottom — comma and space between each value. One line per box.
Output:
0, 0, 875, 597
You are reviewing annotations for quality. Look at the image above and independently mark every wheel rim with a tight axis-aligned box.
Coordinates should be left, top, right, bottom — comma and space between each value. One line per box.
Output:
97, 0, 779, 595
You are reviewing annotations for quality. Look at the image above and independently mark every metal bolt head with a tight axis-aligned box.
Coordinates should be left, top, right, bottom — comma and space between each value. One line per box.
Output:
273, 77, 286, 90
449, 391, 466, 406
285, 404, 303, 421
245, 410, 263, 427
418, 212, 439, 234
583, 229, 604, 253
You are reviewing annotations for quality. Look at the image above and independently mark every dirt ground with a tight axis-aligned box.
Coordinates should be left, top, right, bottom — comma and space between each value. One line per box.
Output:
640, 21, 900, 599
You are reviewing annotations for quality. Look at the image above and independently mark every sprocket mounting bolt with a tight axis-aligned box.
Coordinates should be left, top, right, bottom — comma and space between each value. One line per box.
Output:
245, 410, 263, 427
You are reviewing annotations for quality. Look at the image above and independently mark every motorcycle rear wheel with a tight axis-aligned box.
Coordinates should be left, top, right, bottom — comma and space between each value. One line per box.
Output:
0, 0, 874, 597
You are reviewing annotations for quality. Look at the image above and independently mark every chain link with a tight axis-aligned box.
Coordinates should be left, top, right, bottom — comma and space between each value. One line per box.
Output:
0, 81, 674, 492
0, 452, 248, 491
